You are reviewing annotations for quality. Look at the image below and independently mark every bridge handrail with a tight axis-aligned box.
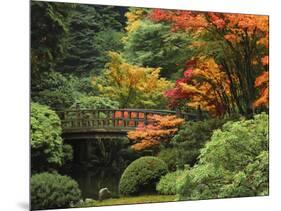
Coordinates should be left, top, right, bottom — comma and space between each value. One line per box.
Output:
56, 108, 197, 116
56, 108, 200, 132
56, 108, 175, 114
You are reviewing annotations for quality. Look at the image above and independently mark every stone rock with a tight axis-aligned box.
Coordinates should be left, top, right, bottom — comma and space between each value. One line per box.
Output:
98, 187, 112, 201
85, 198, 92, 203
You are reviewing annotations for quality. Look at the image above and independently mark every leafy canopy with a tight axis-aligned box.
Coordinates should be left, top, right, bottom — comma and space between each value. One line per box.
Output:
31, 1, 72, 91
150, 9, 269, 115
165, 57, 232, 116
56, 4, 126, 76
123, 20, 192, 78
93, 52, 172, 109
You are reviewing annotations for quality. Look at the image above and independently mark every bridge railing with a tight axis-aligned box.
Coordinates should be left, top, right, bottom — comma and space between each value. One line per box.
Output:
56, 108, 200, 131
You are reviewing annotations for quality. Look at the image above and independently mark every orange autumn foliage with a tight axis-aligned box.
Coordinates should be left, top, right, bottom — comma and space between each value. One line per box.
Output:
151, 9, 269, 115
165, 58, 232, 116
261, 56, 269, 66
253, 71, 269, 108
150, 10, 268, 47
189, 59, 233, 115
127, 115, 184, 152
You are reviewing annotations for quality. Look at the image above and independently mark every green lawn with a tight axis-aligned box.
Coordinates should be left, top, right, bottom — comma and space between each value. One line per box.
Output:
77, 195, 176, 207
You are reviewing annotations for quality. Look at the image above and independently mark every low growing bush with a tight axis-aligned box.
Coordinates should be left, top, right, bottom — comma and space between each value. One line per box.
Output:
177, 113, 269, 200
119, 156, 168, 196
31, 172, 81, 210
156, 170, 187, 195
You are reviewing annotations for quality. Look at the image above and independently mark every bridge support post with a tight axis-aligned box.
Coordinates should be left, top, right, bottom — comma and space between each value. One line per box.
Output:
197, 105, 202, 120
144, 112, 148, 125
176, 108, 182, 118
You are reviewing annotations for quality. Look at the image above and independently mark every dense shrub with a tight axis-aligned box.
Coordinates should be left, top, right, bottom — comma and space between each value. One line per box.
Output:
70, 95, 119, 110
177, 113, 269, 200
31, 172, 81, 210
156, 170, 187, 195
31, 72, 81, 110
31, 102, 64, 172
173, 117, 231, 167
157, 148, 179, 171
119, 156, 168, 196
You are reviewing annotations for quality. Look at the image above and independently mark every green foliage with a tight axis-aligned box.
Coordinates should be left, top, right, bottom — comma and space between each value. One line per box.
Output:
123, 20, 192, 78
156, 170, 187, 195
31, 1, 72, 90
57, 4, 126, 76
157, 148, 178, 172
119, 156, 168, 196
69, 95, 120, 123
220, 151, 269, 197
31, 3, 125, 111
71, 95, 119, 110
31, 103, 64, 172
32, 71, 97, 109
173, 117, 231, 167
32, 72, 76, 109
177, 113, 269, 200
31, 172, 81, 210
91, 29, 125, 73
62, 144, 74, 165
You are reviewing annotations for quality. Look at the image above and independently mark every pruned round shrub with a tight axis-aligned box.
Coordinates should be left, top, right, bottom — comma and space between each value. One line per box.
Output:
31, 172, 81, 210
119, 156, 168, 196
156, 170, 187, 195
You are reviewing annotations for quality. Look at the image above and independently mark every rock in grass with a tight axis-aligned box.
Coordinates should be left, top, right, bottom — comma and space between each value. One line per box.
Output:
98, 188, 112, 201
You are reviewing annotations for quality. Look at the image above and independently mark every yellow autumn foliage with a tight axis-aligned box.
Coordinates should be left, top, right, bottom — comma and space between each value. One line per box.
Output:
92, 51, 172, 109
185, 57, 232, 115
125, 8, 149, 33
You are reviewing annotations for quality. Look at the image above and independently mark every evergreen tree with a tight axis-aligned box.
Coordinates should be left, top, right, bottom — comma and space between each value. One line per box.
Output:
123, 20, 193, 79
56, 4, 127, 76
31, 1, 73, 91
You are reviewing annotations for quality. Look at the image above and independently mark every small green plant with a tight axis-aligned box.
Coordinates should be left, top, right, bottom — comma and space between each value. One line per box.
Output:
119, 156, 168, 196
156, 170, 187, 195
31, 172, 81, 210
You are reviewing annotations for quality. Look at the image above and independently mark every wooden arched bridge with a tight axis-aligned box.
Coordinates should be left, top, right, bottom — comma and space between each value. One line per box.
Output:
56, 108, 202, 164
56, 108, 201, 140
